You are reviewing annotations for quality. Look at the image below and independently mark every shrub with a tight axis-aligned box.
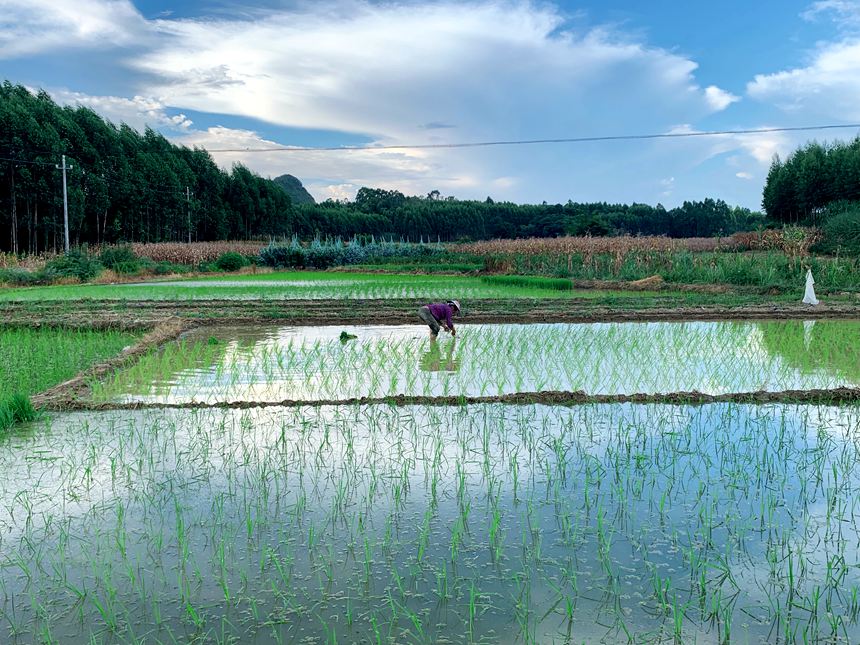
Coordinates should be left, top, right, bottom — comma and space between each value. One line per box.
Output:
100, 245, 140, 274
153, 261, 188, 275
259, 238, 444, 269
215, 251, 248, 272
305, 242, 343, 269
818, 209, 860, 256
260, 243, 307, 268
43, 249, 102, 282
0, 267, 44, 286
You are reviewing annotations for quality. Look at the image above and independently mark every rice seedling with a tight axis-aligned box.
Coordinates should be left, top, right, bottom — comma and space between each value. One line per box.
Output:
0, 270, 656, 302
0, 326, 138, 401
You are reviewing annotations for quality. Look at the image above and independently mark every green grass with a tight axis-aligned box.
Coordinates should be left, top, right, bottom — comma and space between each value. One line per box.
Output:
481, 274, 574, 291
0, 327, 139, 433
483, 249, 860, 292
0, 271, 664, 302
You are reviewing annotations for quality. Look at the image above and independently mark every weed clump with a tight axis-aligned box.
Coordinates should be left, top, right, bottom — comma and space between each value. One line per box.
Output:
0, 394, 36, 433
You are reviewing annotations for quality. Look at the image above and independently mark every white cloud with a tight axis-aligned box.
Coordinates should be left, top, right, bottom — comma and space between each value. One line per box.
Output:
310, 183, 359, 202
665, 122, 792, 164
0, 0, 147, 58
3, 0, 771, 206
172, 126, 481, 201
747, 39, 860, 120
131, 1, 726, 142
704, 85, 740, 111
113, 1, 741, 203
48, 89, 193, 131
801, 0, 860, 26
659, 176, 675, 197
732, 130, 793, 164
736, 171, 753, 180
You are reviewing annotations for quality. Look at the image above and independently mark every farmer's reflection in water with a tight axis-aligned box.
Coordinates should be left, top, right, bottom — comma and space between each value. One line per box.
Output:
420, 339, 460, 373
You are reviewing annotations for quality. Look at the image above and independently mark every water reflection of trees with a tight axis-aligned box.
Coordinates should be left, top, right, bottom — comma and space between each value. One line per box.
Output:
757, 321, 860, 384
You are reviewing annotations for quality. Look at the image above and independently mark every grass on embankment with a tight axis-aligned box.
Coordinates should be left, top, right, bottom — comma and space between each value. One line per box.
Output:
0, 327, 139, 433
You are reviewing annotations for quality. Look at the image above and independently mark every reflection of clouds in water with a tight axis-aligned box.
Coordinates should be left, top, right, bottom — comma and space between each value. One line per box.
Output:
804, 319, 816, 351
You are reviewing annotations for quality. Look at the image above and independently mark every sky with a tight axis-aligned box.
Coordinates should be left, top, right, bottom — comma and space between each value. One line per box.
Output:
1, 0, 859, 208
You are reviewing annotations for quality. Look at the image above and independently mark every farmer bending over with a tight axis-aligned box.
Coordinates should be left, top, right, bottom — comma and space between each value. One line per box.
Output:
418, 300, 461, 339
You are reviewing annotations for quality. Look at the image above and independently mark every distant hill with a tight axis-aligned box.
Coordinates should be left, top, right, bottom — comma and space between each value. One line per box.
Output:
272, 174, 315, 205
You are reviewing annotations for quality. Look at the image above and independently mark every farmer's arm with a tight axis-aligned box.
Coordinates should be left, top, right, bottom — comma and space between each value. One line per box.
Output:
446, 307, 455, 333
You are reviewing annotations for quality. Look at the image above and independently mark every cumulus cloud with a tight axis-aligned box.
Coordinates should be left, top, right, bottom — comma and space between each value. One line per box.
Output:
3, 0, 775, 206
660, 123, 791, 165
747, 39, 860, 120
172, 126, 482, 201
747, 1, 860, 121
704, 85, 740, 111
48, 89, 193, 131
0, 0, 147, 58
130, 1, 727, 141
736, 171, 753, 180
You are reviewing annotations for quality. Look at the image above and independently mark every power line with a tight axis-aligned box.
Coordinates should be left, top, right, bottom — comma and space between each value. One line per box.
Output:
0, 155, 57, 166
203, 123, 860, 153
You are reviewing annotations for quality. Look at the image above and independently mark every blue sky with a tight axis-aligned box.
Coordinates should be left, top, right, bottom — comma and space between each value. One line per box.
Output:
2, 0, 859, 207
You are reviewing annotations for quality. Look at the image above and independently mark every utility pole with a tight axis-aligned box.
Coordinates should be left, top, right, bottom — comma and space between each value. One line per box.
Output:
56, 155, 73, 252
186, 186, 192, 243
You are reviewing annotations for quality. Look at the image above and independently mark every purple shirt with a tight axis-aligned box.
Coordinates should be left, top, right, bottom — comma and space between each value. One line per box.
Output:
426, 303, 454, 331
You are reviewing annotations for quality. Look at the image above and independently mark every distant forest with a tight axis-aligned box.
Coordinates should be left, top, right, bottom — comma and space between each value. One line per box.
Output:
1, 81, 766, 253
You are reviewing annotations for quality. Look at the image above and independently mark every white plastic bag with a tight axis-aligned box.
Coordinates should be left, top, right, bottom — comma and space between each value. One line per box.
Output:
802, 269, 819, 306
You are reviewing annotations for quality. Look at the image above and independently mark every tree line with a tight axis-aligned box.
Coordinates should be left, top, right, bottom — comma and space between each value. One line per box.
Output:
0, 82, 293, 254
763, 137, 860, 223
297, 189, 763, 241
1, 80, 765, 253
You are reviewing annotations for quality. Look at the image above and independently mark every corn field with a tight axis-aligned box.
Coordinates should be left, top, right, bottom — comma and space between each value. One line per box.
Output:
128, 241, 267, 264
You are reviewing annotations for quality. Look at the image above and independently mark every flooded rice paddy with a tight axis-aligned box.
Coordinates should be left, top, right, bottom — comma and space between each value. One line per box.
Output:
94, 320, 860, 404
5, 318, 860, 643
2, 404, 860, 643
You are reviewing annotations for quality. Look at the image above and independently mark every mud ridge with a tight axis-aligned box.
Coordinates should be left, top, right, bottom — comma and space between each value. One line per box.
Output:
41, 387, 860, 412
